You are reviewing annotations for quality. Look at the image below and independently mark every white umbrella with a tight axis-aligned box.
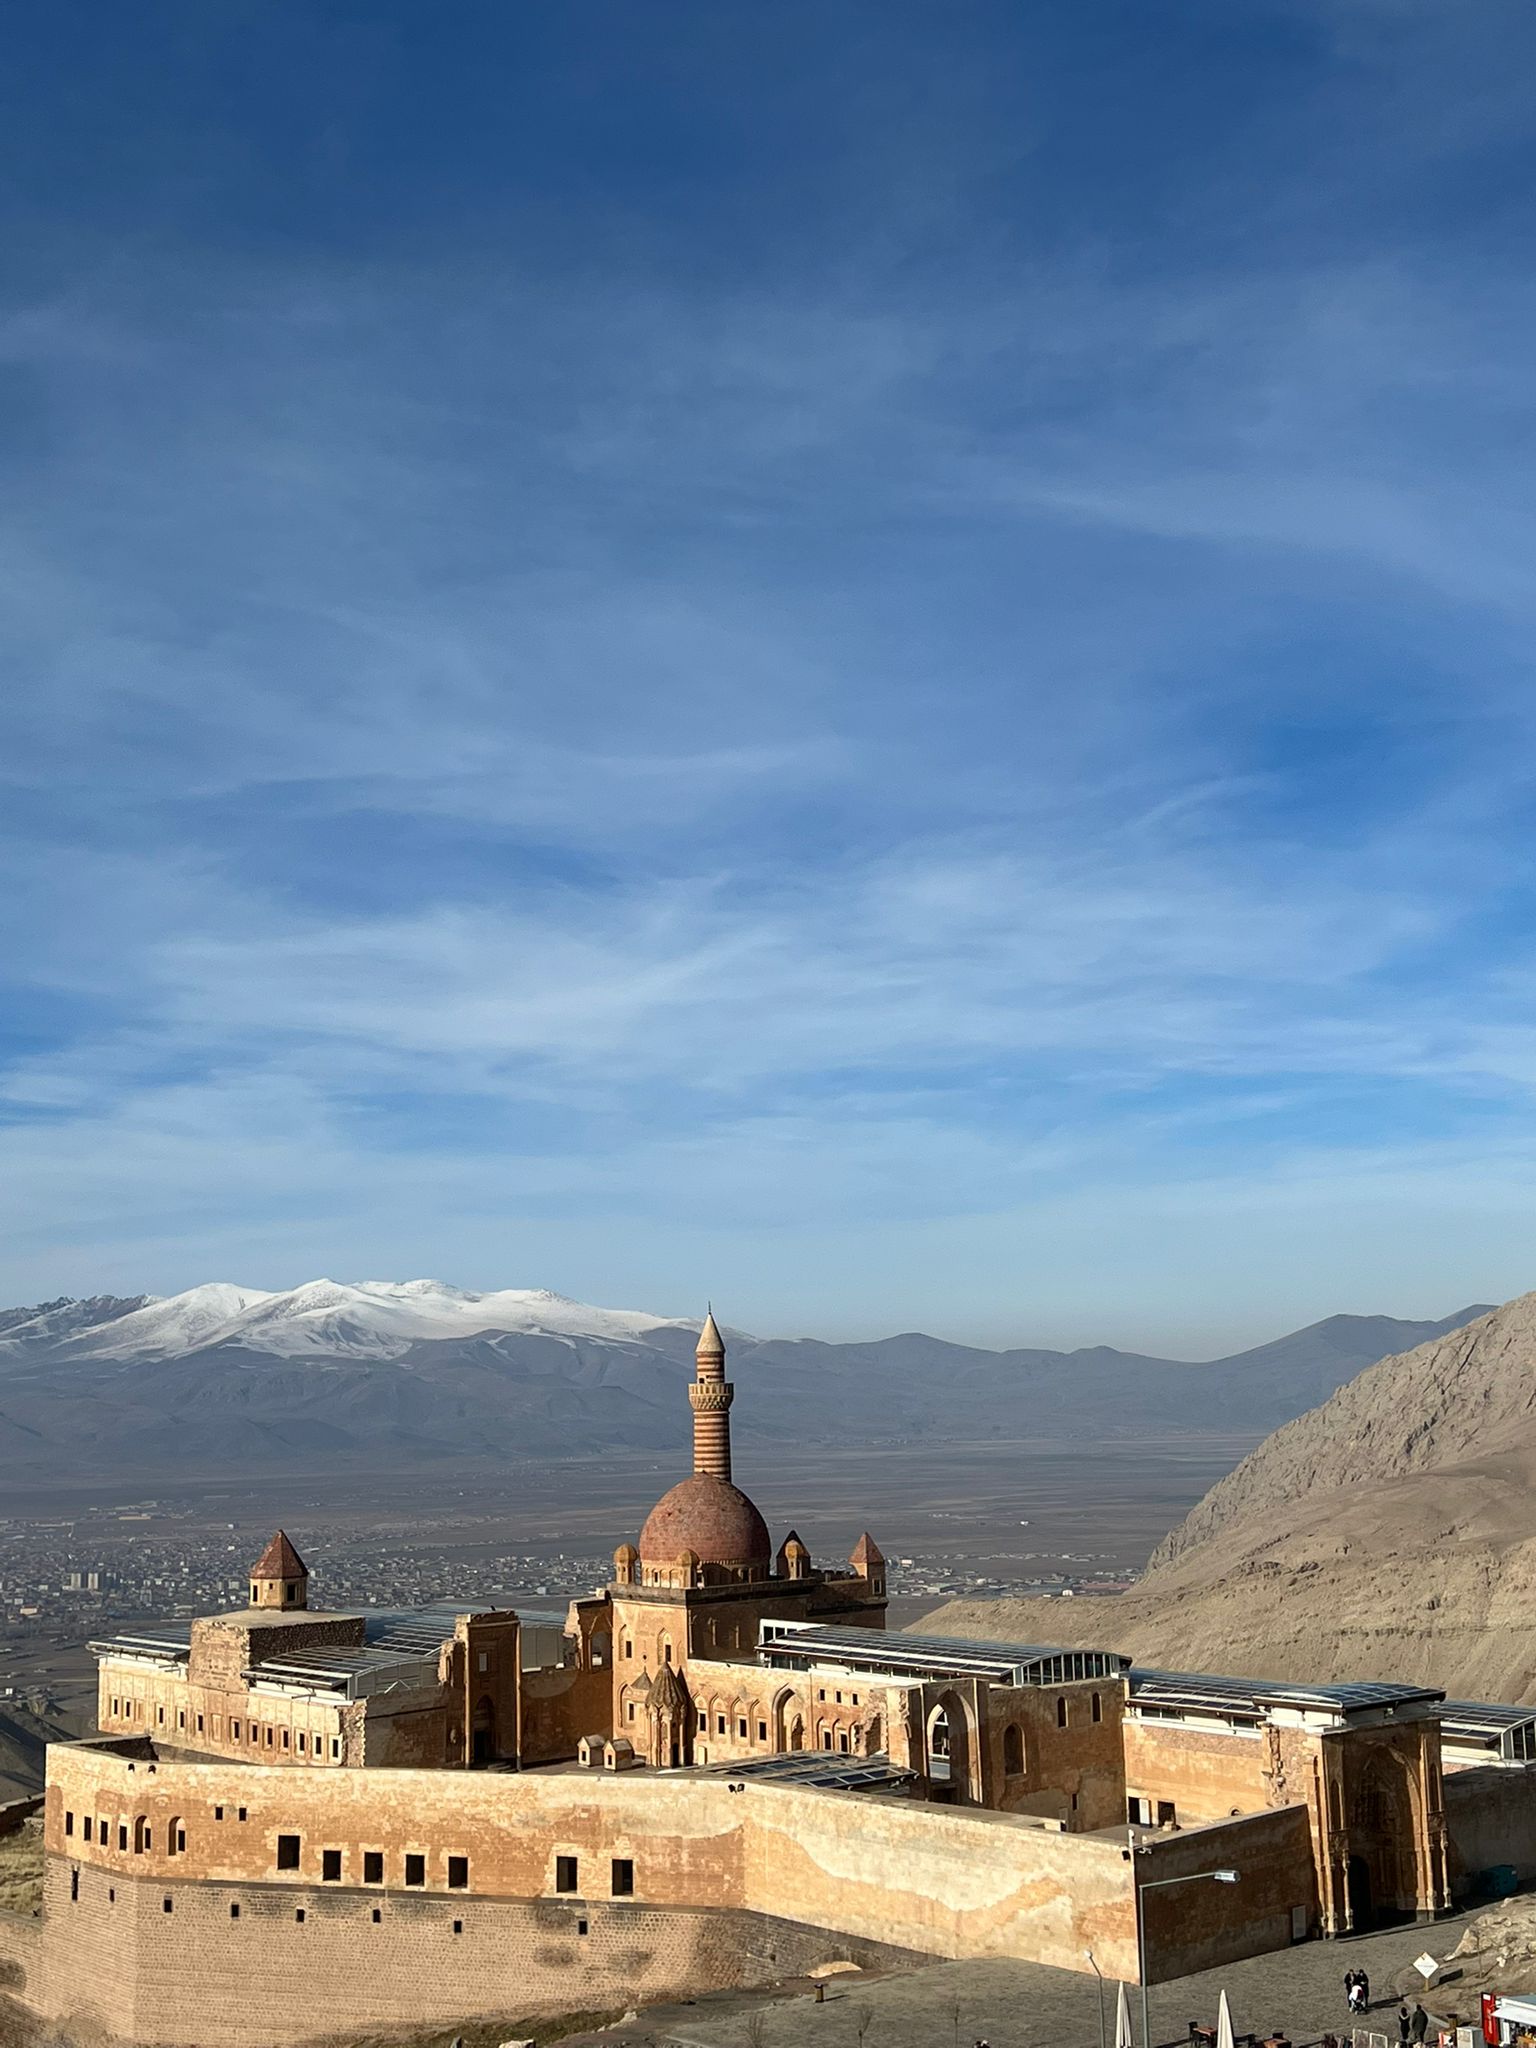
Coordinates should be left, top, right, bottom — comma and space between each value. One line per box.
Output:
1117, 1982, 1134, 2048
1217, 1991, 1236, 2048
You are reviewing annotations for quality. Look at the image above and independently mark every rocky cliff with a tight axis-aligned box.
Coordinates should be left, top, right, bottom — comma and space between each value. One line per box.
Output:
922, 1290, 1536, 1701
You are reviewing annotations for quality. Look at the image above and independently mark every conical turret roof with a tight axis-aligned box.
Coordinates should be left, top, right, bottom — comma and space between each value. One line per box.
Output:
252, 1529, 307, 1579
650, 1661, 688, 1714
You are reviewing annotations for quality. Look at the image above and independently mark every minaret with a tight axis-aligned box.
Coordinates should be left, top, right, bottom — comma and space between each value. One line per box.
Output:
687, 1308, 733, 1481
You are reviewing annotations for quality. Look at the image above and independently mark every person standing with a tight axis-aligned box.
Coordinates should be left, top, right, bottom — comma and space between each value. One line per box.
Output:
1412, 2007, 1429, 2045
1398, 2005, 1412, 2045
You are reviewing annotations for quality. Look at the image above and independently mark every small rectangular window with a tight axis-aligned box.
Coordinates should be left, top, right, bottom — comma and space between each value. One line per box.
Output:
716, 1715, 726, 1733
276, 1834, 301, 1871
264, 1727, 273, 1747
232, 1720, 241, 1739
627, 1701, 636, 1722
555, 1855, 578, 1894
363, 1851, 383, 1884
281, 1729, 290, 1749
698, 1710, 708, 1731
331, 1738, 340, 1759
214, 1806, 224, 1822
371, 1907, 382, 1923
478, 1651, 489, 1673
1092, 1691, 1103, 1723
83, 1817, 92, 1843
757, 1720, 767, 1741
197, 1714, 205, 1734
737, 1718, 747, 1738
297, 1732, 307, 1752
71, 1867, 79, 1901
1056, 1697, 1068, 1728
163, 1896, 173, 1914
237, 1807, 247, 1822
448, 1855, 468, 1889
65, 1811, 74, 1837
178, 1709, 185, 1729
577, 1917, 588, 1936
453, 1918, 463, 1934
156, 1706, 164, 1725
230, 1902, 240, 1920
322, 1849, 342, 1882
118, 1825, 128, 1851
295, 1908, 305, 1923
611, 1858, 634, 1897
405, 1854, 425, 1887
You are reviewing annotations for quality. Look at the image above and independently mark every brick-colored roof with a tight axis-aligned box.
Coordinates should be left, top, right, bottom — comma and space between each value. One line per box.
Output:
649, 1661, 689, 1714
850, 1531, 885, 1567
251, 1529, 308, 1579
638, 1474, 770, 1570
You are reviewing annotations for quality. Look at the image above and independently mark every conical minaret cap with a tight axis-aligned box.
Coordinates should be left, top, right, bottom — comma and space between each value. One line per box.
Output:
696, 1309, 725, 1358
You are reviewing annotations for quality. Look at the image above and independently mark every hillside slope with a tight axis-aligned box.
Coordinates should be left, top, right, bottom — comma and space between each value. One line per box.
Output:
922, 1291, 1536, 1700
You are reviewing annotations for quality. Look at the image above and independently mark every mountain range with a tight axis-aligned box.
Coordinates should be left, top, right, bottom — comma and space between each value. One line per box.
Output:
0, 1277, 1493, 1479
925, 1290, 1536, 1703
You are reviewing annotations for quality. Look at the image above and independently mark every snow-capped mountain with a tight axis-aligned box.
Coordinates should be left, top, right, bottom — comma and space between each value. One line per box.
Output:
0, 1281, 1493, 1482
5, 1278, 704, 1364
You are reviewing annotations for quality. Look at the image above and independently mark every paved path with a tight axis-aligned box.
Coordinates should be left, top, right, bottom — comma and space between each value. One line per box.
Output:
593, 1913, 1479, 2048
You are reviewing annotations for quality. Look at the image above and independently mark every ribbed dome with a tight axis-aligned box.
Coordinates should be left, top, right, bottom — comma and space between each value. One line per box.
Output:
638, 1473, 771, 1571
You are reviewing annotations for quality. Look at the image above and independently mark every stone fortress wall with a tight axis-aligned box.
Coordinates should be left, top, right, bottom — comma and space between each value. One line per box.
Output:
0, 1736, 1322, 2046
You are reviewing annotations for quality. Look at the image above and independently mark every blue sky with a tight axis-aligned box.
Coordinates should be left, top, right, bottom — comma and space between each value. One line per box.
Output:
4, 1, 1536, 1351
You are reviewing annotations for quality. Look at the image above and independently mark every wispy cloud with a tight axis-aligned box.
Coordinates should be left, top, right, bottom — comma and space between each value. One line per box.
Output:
3, 2, 1536, 1344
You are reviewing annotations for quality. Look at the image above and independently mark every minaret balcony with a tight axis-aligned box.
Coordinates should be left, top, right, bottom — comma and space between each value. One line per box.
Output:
687, 1381, 734, 1412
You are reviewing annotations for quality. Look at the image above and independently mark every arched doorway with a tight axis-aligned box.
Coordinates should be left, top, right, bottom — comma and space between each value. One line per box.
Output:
1347, 1753, 1417, 1926
926, 1691, 973, 1801
1348, 1854, 1373, 1930
471, 1695, 496, 1765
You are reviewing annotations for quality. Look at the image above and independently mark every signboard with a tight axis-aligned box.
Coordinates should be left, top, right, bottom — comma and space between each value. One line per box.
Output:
1415, 1955, 1439, 1982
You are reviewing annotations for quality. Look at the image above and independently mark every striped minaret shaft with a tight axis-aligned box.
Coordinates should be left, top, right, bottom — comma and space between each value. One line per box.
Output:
687, 1309, 733, 1480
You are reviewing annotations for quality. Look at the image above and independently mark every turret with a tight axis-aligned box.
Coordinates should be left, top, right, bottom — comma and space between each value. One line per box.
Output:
849, 1532, 886, 1599
249, 1530, 309, 1611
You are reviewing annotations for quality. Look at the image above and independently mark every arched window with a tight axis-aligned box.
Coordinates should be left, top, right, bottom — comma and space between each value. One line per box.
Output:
1003, 1724, 1025, 1776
